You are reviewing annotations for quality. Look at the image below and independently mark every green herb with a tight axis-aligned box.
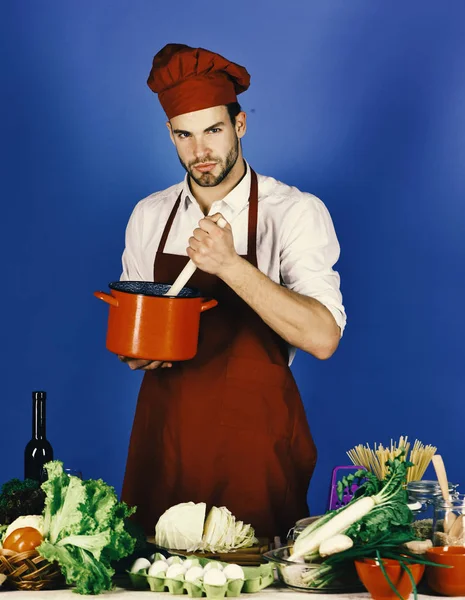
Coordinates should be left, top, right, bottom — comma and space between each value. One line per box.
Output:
412, 518, 433, 540
336, 469, 367, 502
37, 461, 136, 595
376, 550, 405, 600
0, 478, 45, 525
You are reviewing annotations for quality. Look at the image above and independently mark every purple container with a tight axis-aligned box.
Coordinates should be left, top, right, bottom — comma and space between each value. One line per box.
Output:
328, 465, 367, 511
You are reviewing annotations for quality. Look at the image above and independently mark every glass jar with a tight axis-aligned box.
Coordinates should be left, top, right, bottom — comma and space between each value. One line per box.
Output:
433, 494, 465, 547
287, 515, 322, 544
407, 480, 458, 540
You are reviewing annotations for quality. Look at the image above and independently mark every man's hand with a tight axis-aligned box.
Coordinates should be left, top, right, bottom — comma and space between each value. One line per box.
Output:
118, 356, 173, 371
187, 213, 240, 277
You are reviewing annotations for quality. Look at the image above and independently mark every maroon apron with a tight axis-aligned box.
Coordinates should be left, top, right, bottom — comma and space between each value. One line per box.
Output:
121, 170, 317, 539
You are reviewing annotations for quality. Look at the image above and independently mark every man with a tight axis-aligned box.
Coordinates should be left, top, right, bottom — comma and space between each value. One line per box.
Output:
120, 43, 346, 539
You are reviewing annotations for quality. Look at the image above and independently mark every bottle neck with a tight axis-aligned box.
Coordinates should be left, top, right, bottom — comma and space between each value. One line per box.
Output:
32, 394, 46, 440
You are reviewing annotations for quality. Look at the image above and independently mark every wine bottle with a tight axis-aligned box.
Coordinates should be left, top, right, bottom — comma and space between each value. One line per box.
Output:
24, 391, 54, 482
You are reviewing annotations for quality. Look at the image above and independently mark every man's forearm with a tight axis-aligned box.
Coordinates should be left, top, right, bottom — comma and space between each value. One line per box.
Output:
220, 257, 341, 360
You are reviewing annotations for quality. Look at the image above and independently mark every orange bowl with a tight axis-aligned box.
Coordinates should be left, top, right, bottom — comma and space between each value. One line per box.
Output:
426, 546, 465, 596
355, 558, 425, 600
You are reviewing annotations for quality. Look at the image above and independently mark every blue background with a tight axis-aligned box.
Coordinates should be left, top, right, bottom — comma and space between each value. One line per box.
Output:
2, 1, 464, 519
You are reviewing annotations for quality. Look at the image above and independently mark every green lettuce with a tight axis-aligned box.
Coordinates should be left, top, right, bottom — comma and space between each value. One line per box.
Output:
37, 461, 136, 595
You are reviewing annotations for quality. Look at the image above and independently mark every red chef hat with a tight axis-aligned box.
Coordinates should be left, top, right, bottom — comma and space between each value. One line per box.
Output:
147, 43, 251, 119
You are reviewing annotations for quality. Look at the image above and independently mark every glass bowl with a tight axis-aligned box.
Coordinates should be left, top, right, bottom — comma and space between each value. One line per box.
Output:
263, 546, 361, 592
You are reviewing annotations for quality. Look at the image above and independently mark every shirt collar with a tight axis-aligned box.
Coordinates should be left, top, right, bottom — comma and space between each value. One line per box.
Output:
181, 160, 251, 213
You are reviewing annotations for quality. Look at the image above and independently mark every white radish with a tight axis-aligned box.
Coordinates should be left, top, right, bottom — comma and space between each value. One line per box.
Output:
291, 496, 375, 561
319, 534, 353, 557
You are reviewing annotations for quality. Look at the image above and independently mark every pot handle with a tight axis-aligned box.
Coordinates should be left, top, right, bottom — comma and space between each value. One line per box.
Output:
200, 298, 218, 312
94, 291, 119, 307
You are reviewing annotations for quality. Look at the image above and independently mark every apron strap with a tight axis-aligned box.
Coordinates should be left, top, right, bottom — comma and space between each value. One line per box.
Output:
157, 191, 183, 254
247, 170, 259, 268
156, 169, 259, 267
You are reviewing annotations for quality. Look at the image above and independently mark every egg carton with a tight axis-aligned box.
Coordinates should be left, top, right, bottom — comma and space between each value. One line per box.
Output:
129, 554, 274, 599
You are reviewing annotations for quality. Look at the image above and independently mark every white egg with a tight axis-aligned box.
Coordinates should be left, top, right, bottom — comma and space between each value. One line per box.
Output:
183, 558, 200, 570
223, 564, 245, 580
166, 564, 186, 579
203, 569, 227, 586
167, 555, 184, 566
150, 552, 167, 562
148, 560, 169, 577
185, 566, 204, 583
203, 561, 223, 572
130, 557, 151, 573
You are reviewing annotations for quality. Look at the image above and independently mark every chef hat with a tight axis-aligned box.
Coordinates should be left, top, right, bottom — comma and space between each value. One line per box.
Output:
147, 43, 251, 119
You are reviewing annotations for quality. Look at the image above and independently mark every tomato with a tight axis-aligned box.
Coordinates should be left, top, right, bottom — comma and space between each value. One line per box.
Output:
3, 527, 43, 553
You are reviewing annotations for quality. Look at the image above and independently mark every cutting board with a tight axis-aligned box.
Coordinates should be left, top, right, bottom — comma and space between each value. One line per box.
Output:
146, 537, 270, 566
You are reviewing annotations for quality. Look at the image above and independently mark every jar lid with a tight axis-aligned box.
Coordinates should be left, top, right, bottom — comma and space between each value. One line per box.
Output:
407, 480, 456, 494
295, 515, 323, 529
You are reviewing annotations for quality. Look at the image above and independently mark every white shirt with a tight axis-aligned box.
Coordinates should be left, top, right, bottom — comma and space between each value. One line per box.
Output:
121, 162, 346, 363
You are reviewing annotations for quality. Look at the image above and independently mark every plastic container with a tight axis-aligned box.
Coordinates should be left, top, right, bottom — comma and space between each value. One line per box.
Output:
129, 554, 274, 599
355, 557, 425, 600
328, 465, 366, 511
426, 546, 465, 596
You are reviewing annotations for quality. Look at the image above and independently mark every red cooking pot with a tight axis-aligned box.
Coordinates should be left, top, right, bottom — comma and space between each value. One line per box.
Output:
94, 281, 218, 361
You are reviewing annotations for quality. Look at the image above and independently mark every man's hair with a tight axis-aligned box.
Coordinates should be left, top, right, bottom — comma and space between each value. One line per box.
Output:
226, 102, 242, 125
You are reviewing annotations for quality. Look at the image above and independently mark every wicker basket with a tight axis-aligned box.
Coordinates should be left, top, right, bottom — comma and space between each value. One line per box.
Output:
0, 547, 63, 590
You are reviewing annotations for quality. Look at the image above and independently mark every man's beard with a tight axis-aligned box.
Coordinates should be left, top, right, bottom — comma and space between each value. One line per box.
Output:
178, 137, 239, 187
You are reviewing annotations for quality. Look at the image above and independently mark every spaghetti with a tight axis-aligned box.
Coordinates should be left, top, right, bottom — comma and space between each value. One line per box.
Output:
347, 436, 437, 481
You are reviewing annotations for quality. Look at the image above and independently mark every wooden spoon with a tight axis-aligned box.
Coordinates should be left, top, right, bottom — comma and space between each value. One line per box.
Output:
432, 454, 457, 533
164, 217, 228, 297
449, 514, 464, 540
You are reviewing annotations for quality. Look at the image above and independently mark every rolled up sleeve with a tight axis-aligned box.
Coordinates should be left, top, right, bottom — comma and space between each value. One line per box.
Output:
280, 195, 347, 336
